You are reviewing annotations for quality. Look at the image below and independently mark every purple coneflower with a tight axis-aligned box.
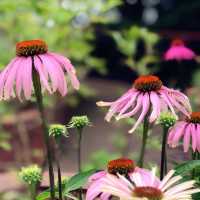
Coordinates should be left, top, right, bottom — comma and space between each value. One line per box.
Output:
164, 39, 196, 61
99, 170, 199, 200
0, 39, 79, 100
86, 158, 157, 200
168, 112, 200, 153
97, 75, 191, 133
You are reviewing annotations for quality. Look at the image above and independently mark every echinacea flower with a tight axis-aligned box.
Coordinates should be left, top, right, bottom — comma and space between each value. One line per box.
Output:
0, 39, 80, 100
99, 170, 199, 200
168, 112, 200, 153
164, 39, 196, 61
97, 75, 191, 133
86, 158, 158, 200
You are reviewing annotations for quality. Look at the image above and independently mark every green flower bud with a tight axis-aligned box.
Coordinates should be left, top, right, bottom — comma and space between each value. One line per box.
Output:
158, 112, 177, 128
49, 124, 68, 138
67, 115, 91, 130
19, 165, 42, 185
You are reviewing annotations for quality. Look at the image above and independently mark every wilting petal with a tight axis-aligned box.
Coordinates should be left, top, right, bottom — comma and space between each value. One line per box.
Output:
48, 52, 80, 90
183, 124, 192, 152
33, 56, 51, 93
149, 91, 161, 123
117, 93, 143, 120
129, 93, 150, 133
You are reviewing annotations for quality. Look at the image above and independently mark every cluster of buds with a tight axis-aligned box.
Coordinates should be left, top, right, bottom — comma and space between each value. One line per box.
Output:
67, 115, 91, 130
49, 124, 68, 138
158, 112, 176, 128
19, 165, 42, 185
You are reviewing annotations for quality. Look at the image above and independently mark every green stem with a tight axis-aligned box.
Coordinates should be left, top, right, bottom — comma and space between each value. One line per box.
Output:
55, 140, 63, 200
32, 63, 55, 200
29, 184, 36, 200
160, 126, 169, 180
78, 128, 82, 200
192, 151, 198, 179
137, 117, 149, 168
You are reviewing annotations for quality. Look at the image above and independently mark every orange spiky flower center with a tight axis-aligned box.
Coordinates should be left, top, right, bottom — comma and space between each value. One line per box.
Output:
187, 112, 200, 124
171, 39, 184, 47
16, 40, 48, 57
134, 75, 162, 92
133, 186, 163, 200
107, 158, 135, 175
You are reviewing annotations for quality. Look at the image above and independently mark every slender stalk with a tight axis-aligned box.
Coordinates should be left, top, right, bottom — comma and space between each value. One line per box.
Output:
32, 62, 55, 200
192, 151, 198, 178
137, 116, 149, 168
29, 184, 36, 200
55, 141, 63, 200
78, 128, 83, 200
160, 126, 168, 180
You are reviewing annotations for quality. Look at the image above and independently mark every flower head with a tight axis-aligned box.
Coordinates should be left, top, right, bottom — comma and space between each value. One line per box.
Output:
98, 170, 200, 200
0, 39, 80, 100
86, 158, 159, 200
168, 111, 200, 152
49, 124, 68, 138
19, 165, 42, 185
97, 75, 191, 133
67, 115, 91, 130
158, 111, 177, 128
164, 39, 196, 61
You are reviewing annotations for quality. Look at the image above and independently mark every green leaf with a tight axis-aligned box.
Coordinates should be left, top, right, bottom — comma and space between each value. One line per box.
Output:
174, 160, 200, 175
64, 169, 96, 192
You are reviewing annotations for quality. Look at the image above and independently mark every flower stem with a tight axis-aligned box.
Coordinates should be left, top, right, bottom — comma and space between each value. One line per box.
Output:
160, 126, 168, 180
32, 65, 55, 200
29, 184, 36, 200
78, 128, 83, 200
55, 141, 63, 200
137, 116, 149, 168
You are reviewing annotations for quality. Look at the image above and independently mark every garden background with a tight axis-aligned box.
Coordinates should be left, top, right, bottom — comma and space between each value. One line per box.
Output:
0, 0, 200, 199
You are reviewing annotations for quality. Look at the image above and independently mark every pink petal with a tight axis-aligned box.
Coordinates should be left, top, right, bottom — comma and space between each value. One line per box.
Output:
149, 91, 161, 123
129, 93, 150, 133
33, 56, 51, 93
4, 58, 22, 99
47, 52, 80, 90
191, 124, 197, 152
117, 93, 143, 120
21, 57, 32, 100
183, 124, 192, 152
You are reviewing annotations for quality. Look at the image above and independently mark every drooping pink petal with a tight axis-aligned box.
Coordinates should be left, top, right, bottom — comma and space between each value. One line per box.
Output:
196, 125, 200, 152
88, 171, 106, 184
183, 124, 192, 152
149, 91, 161, 123
169, 122, 187, 147
39, 55, 59, 92
44, 54, 67, 96
33, 56, 51, 93
191, 124, 197, 152
117, 93, 143, 120
47, 52, 80, 90
4, 58, 23, 100
117, 91, 139, 117
159, 90, 177, 117
129, 93, 150, 133
0, 57, 20, 99
21, 57, 32, 100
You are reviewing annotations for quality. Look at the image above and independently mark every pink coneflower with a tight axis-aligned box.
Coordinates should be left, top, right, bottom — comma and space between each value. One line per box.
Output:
164, 39, 196, 61
99, 170, 199, 200
168, 112, 200, 153
0, 39, 80, 100
97, 75, 191, 133
86, 158, 157, 200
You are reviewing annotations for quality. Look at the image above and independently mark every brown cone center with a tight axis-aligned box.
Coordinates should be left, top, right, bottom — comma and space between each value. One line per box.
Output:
16, 39, 48, 57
